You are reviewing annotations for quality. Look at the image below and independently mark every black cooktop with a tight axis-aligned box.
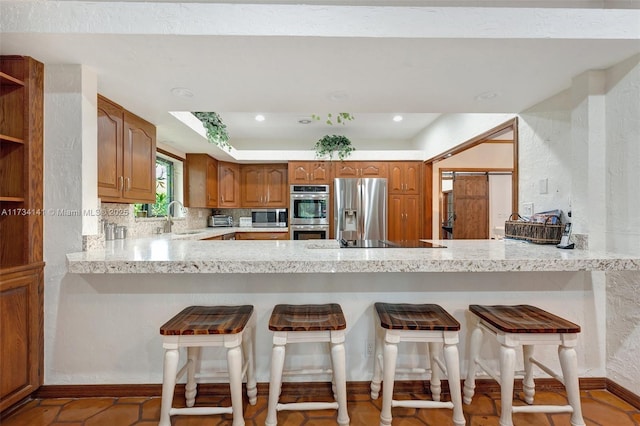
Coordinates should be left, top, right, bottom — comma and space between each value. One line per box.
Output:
339, 239, 447, 249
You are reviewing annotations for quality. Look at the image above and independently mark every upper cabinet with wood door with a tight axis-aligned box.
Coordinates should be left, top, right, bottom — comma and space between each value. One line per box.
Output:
288, 161, 331, 184
334, 161, 388, 179
389, 162, 422, 194
240, 164, 288, 207
0, 55, 44, 411
184, 153, 218, 208
98, 95, 156, 203
218, 161, 240, 208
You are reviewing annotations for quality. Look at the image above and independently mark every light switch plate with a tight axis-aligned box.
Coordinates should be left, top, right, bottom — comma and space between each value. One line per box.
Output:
523, 202, 534, 216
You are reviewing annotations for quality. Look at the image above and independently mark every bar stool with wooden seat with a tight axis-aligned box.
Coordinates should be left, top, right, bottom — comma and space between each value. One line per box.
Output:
370, 303, 465, 426
463, 304, 585, 426
266, 303, 350, 426
158, 305, 257, 426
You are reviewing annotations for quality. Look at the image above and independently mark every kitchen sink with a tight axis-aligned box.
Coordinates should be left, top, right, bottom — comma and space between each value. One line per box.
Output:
174, 230, 205, 235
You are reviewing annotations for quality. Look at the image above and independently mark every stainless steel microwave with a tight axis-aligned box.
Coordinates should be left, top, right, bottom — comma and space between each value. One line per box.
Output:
251, 209, 288, 228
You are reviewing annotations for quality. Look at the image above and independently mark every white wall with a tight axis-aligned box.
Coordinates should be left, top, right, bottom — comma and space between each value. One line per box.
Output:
518, 53, 640, 394
603, 54, 640, 394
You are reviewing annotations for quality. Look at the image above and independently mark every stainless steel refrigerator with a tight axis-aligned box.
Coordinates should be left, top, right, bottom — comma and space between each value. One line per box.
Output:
334, 178, 387, 241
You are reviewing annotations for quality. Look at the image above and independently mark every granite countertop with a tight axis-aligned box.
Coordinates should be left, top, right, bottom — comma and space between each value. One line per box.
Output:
67, 232, 640, 274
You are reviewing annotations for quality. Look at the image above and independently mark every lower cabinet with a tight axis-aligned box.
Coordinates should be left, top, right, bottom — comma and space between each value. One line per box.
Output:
0, 264, 43, 411
388, 194, 421, 241
235, 232, 289, 240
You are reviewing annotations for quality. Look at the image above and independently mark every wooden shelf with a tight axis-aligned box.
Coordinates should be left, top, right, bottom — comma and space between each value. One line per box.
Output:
0, 71, 25, 86
0, 134, 25, 144
0, 196, 25, 202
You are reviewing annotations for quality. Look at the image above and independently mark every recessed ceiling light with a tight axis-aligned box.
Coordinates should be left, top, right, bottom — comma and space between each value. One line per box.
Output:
298, 119, 312, 124
170, 87, 193, 98
474, 91, 500, 101
255, 114, 265, 122
393, 115, 403, 122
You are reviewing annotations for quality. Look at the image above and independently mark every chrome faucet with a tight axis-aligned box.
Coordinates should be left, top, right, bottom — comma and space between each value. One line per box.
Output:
164, 200, 185, 233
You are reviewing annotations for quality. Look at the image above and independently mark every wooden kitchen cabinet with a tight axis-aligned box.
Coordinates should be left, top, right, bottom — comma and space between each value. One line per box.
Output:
389, 162, 422, 194
184, 154, 218, 208
333, 161, 388, 178
288, 161, 331, 184
218, 161, 240, 207
0, 56, 44, 411
98, 95, 156, 203
388, 194, 421, 241
235, 231, 289, 240
240, 164, 288, 207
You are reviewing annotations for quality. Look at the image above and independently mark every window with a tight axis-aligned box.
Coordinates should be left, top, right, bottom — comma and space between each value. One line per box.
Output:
134, 153, 184, 218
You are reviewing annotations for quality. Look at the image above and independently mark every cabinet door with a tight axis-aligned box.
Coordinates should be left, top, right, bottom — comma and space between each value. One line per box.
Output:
387, 194, 404, 241
122, 111, 156, 202
403, 194, 421, 240
333, 162, 358, 178
236, 232, 288, 240
97, 97, 124, 200
360, 162, 388, 178
206, 156, 218, 208
240, 165, 263, 207
310, 162, 331, 183
219, 162, 240, 207
264, 165, 288, 207
403, 163, 421, 194
288, 162, 311, 184
0, 265, 43, 412
388, 163, 405, 194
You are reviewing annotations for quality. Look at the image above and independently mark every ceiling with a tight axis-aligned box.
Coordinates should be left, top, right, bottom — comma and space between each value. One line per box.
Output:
1, 1, 639, 160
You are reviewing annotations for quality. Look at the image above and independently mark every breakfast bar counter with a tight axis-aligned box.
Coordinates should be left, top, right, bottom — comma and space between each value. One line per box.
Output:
59, 234, 640, 390
67, 236, 640, 274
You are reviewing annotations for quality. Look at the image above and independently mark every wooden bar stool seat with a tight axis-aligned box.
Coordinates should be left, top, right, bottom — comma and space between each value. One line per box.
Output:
370, 303, 465, 426
463, 304, 585, 426
158, 305, 257, 426
266, 303, 350, 426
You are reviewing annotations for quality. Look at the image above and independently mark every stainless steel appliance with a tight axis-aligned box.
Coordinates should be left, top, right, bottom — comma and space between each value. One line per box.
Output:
290, 184, 330, 240
208, 215, 233, 227
251, 209, 288, 228
334, 178, 387, 242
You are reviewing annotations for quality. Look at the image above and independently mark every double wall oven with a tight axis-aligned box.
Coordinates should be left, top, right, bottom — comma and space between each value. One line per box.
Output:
289, 184, 330, 240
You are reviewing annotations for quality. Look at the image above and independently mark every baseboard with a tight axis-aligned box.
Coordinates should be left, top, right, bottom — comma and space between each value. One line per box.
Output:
29, 377, 638, 409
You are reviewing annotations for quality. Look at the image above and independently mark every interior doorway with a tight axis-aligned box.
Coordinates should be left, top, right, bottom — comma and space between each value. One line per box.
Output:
426, 118, 518, 240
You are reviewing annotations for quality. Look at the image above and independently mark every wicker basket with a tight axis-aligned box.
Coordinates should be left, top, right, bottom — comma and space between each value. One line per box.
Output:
504, 214, 563, 244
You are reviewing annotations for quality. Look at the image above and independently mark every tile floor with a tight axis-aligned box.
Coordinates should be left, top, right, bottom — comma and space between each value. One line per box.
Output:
2, 389, 639, 425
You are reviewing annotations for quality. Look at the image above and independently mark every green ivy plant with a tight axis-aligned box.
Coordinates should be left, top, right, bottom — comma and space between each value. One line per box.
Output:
315, 134, 355, 161
192, 112, 231, 151
311, 112, 354, 126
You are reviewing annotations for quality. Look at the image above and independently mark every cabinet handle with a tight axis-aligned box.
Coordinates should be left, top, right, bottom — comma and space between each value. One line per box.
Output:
125, 177, 131, 191
118, 176, 124, 191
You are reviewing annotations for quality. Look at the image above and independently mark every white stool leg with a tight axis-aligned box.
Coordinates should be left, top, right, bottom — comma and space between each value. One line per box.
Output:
227, 343, 245, 426
331, 339, 350, 426
370, 324, 383, 399
443, 340, 465, 426
499, 344, 516, 426
379, 339, 398, 426
428, 342, 442, 402
185, 346, 200, 407
522, 344, 535, 404
243, 326, 257, 405
159, 347, 179, 426
559, 344, 586, 426
463, 323, 483, 404
266, 340, 286, 426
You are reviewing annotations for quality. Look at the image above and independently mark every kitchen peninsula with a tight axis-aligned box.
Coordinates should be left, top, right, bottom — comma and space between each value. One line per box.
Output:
64, 236, 640, 389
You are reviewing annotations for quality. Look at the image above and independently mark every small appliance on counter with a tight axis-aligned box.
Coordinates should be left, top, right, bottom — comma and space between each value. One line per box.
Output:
208, 215, 233, 227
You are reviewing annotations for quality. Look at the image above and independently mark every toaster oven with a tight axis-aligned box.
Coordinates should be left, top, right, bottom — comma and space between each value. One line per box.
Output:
208, 215, 233, 227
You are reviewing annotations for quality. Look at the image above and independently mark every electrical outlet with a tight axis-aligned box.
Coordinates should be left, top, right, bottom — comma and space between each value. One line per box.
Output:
198, 210, 203, 218
365, 340, 375, 358
522, 202, 534, 216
